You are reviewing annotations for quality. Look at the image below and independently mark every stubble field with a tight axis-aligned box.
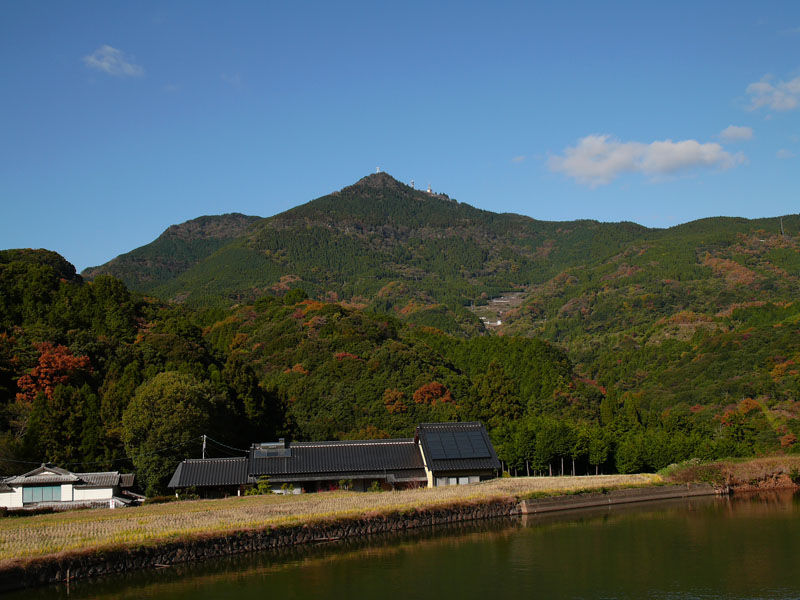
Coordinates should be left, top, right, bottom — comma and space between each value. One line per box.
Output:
0, 473, 657, 565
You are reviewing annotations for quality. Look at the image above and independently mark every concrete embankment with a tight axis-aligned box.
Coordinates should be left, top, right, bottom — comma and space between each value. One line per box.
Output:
0, 484, 719, 592
0, 499, 519, 592
520, 483, 718, 515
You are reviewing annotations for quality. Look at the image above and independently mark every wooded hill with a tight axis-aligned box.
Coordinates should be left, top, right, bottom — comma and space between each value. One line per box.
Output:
85, 173, 650, 331
1, 173, 799, 493
84, 172, 800, 429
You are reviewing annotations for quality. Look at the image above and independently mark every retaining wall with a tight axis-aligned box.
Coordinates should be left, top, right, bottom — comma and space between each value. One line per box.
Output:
519, 483, 718, 515
0, 499, 519, 593
0, 484, 721, 592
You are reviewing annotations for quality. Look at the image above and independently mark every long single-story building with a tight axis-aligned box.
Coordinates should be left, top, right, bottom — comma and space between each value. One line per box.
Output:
169, 422, 501, 495
0, 464, 137, 509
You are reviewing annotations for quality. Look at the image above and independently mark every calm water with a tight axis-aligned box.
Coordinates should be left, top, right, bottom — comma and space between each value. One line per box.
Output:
13, 491, 800, 600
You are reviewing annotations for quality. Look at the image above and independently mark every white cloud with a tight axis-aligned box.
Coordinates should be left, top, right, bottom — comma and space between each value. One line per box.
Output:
746, 75, 800, 111
511, 155, 526, 163
719, 125, 754, 141
776, 149, 796, 159
83, 45, 144, 77
548, 134, 744, 187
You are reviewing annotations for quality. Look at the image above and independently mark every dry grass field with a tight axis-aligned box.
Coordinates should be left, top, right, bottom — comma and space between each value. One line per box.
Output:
664, 455, 800, 488
0, 473, 656, 565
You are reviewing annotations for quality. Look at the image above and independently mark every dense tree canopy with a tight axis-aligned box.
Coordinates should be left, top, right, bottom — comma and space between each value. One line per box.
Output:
2, 202, 800, 495
122, 372, 220, 494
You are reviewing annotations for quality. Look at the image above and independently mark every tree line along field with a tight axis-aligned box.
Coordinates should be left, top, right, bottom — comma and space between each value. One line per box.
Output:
2, 244, 800, 498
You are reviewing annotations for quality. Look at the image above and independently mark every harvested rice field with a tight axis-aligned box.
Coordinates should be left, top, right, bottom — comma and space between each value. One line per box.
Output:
0, 474, 657, 565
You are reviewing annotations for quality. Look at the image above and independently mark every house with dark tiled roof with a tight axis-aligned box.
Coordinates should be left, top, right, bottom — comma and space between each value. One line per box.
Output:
0, 464, 137, 509
415, 422, 501, 488
168, 422, 500, 495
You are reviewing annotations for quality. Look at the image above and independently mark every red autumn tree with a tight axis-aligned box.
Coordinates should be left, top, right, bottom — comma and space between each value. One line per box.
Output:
12, 343, 90, 438
16, 343, 91, 404
413, 381, 453, 406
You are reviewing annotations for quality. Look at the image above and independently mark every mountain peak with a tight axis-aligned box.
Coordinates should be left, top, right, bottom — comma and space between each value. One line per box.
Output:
160, 213, 261, 241
348, 172, 406, 191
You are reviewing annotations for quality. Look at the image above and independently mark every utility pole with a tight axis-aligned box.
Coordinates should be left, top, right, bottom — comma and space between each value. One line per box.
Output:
781, 216, 785, 237
202, 434, 207, 459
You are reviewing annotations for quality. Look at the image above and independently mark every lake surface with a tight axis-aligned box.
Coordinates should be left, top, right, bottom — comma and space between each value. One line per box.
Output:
14, 491, 800, 600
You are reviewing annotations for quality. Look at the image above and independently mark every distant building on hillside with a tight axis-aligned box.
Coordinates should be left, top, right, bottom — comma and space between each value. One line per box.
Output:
0, 464, 138, 510
168, 422, 500, 496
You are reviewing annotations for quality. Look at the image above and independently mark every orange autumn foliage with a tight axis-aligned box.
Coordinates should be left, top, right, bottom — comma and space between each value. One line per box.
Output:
383, 388, 407, 414
15, 342, 91, 405
413, 381, 453, 406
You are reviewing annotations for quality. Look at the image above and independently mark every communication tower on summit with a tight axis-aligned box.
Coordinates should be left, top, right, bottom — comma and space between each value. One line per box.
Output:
376, 166, 381, 173
427, 183, 432, 194
411, 180, 415, 189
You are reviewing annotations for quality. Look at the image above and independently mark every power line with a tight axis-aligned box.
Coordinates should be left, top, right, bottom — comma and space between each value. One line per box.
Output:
0, 436, 205, 468
204, 436, 249, 454
203, 439, 244, 456
202, 442, 245, 458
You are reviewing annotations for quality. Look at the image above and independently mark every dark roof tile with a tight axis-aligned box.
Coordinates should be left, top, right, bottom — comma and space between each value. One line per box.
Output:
250, 439, 423, 477
168, 457, 248, 488
416, 422, 501, 473
74, 472, 120, 488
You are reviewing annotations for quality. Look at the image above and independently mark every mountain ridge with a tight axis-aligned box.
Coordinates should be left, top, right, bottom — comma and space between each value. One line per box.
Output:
82, 212, 261, 292
82, 173, 659, 313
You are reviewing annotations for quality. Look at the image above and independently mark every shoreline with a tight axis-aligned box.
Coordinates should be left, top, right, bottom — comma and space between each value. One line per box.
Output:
0, 482, 721, 592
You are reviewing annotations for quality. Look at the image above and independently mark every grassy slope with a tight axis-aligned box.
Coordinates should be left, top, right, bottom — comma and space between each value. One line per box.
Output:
664, 455, 800, 489
0, 474, 656, 565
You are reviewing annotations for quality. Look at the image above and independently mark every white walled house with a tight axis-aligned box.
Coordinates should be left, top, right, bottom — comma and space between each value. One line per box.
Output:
0, 464, 137, 510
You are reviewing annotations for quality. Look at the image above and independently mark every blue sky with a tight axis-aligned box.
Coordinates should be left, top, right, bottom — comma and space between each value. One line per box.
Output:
1, 1, 799, 272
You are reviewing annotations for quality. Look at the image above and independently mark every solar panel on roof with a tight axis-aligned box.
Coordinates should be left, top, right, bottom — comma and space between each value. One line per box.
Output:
425, 429, 491, 460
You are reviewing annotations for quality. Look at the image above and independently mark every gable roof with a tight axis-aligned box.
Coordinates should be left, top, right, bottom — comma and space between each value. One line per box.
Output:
4, 464, 81, 485
2, 465, 134, 489
74, 472, 121, 488
416, 422, 501, 473
168, 457, 248, 489
168, 439, 426, 488
250, 439, 423, 477
168, 422, 500, 489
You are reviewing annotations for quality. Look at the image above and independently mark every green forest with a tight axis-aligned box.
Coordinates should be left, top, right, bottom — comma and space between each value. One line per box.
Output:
2, 174, 799, 495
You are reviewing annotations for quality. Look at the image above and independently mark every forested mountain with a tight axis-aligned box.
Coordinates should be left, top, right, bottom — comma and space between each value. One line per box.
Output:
0, 249, 593, 493
83, 213, 261, 293
3, 173, 799, 494
84, 173, 650, 331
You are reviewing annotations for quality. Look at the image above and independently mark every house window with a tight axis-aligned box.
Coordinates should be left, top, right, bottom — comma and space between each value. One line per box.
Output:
22, 485, 61, 503
435, 476, 478, 487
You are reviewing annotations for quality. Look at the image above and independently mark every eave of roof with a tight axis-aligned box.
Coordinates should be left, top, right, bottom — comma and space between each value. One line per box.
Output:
74, 472, 121, 487
416, 422, 501, 472
267, 469, 427, 484
249, 439, 423, 476
168, 457, 249, 488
